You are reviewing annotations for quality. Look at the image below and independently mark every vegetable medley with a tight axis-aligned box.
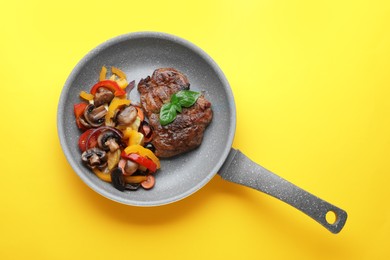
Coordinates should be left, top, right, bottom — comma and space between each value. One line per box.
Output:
74, 66, 159, 191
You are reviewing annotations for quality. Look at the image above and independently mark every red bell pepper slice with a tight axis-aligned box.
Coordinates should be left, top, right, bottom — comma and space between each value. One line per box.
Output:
121, 151, 157, 173
74, 102, 88, 129
90, 80, 126, 96
78, 129, 95, 152
74, 102, 87, 118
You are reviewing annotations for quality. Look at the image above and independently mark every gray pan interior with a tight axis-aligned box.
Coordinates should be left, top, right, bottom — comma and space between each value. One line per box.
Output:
57, 32, 236, 206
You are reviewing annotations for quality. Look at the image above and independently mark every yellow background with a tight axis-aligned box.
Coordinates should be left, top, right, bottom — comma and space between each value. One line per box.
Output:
1, 0, 389, 259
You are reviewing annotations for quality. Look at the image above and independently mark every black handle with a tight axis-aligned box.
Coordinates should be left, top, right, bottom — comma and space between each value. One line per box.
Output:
218, 148, 347, 234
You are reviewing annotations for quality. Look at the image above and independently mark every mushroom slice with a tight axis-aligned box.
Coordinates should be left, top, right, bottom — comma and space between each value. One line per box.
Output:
110, 167, 142, 191
97, 130, 122, 152
111, 167, 126, 191
84, 104, 108, 127
94, 88, 115, 107
125, 183, 140, 191
116, 106, 137, 126
78, 116, 92, 129
81, 148, 108, 169
124, 159, 139, 175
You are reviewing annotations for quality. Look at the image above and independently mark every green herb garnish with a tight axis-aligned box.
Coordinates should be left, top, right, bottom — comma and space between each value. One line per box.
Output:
159, 90, 201, 126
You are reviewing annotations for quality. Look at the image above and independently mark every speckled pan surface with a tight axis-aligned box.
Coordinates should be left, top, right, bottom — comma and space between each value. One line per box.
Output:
57, 32, 236, 206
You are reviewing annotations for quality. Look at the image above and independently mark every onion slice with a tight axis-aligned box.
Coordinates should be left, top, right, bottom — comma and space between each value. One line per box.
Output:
85, 126, 124, 150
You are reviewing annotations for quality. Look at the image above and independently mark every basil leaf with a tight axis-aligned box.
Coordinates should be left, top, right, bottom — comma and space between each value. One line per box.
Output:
170, 93, 179, 105
159, 90, 202, 126
175, 90, 201, 107
159, 103, 177, 126
174, 103, 182, 113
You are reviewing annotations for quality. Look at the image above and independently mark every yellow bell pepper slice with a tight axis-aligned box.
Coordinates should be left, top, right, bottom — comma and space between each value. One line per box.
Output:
116, 78, 128, 89
107, 150, 121, 170
105, 97, 131, 126
112, 66, 127, 80
130, 132, 144, 146
79, 90, 94, 101
123, 128, 144, 146
93, 168, 111, 182
130, 116, 141, 130
109, 74, 117, 81
124, 175, 148, 183
99, 66, 107, 81
122, 127, 136, 140
124, 145, 160, 169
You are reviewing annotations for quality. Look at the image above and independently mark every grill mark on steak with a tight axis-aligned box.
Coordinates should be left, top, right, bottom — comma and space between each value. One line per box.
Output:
138, 68, 213, 158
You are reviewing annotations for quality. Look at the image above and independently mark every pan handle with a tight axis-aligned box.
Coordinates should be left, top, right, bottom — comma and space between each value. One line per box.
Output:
218, 148, 347, 234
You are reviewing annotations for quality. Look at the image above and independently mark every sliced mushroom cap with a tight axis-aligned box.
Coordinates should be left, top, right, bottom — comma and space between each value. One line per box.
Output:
125, 183, 140, 191
97, 130, 122, 152
111, 167, 126, 191
78, 116, 92, 129
110, 167, 141, 191
116, 106, 137, 126
124, 159, 139, 175
81, 148, 107, 169
84, 104, 107, 127
94, 88, 115, 107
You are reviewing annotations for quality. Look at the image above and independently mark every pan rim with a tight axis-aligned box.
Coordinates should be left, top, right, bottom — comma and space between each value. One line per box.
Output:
57, 31, 236, 206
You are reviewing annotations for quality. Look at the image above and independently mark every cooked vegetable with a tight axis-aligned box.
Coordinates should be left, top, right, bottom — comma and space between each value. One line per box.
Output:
94, 87, 115, 107
116, 78, 128, 89
123, 144, 160, 169
125, 80, 135, 93
79, 91, 94, 101
74, 103, 88, 129
107, 150, 121, 170
74, 66, 161, 192
84, 104, 107, 127
78, 128, 94, 152
90, 80, 126, 97
129, 116, 141, 131
81, 148, 107, 169
111, 66, 127, 80
92, 168, 111, 182
124, 183, 140, 191
121, 152, 157, 173
123, 128, 144, 146
123, 159, 139, 175
139, 121, 153, 143
141, 175, 155, 189
124, 175, 148, 183
135, 106, 144, 121
116, 106, 138, 126
105, 97, 131, 126
85, 126, 123, 151
99, 66, 107, 81
93, 167, 147, 185
97, 130, 122, 152
111, 167, 126, 191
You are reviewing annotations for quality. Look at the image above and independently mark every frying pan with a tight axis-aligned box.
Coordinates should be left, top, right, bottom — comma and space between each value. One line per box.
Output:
57, 32, 347, 234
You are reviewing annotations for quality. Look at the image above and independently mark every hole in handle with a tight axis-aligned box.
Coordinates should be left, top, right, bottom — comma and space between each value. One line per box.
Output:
325, 210, 338, 225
